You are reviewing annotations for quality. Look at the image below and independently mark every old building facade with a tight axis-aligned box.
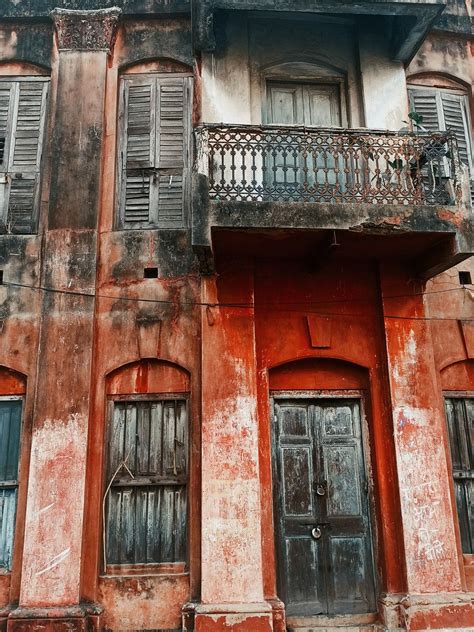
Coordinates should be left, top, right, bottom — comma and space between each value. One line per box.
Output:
0, 1, 472, 631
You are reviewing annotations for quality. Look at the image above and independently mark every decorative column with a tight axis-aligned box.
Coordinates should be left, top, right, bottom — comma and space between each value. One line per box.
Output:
380, 262, 473, 630
195, 259, 273, 632
8, 9, 120, 632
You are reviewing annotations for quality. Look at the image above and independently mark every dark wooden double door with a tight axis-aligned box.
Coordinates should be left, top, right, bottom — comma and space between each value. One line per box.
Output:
272, 398, 376, 616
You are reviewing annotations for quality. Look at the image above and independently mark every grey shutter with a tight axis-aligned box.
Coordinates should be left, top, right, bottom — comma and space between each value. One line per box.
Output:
0, 80, 48, 233
441, 93, 472, 169
120, 75, 191, 229
408, 89, 441, 132
0, 83, 14, 225
106, 400, 188, 566
410, 87, 473, 203
0, 400, 22, 571
122, 78, 156, 226
444, 398, 473, 554
155, 77, 191, 227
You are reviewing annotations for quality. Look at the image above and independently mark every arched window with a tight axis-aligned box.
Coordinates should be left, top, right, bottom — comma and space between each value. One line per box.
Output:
104, 360, 190, 572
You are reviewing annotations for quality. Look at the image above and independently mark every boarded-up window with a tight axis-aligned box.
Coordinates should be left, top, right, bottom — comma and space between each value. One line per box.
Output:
0, 399, 22, 570
105, 399, 188, 566
117, 74, 192, 229
0, 78, 49, 234
444, 397, 473, 554
408, 87, 473, 203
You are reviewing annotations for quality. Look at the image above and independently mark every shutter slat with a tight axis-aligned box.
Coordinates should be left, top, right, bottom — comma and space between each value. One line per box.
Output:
125, 83, 154, 169
124, 174, 152, 224
7, 174, 37, 233
409, 91, 440, 132
11, 82, 46, 170
157, 174, 184, 225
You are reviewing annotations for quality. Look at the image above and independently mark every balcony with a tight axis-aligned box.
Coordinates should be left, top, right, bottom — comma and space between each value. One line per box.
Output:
192, 125, 472, 276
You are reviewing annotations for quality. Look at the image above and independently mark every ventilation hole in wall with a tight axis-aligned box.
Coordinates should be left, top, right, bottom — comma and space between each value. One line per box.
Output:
144, 267, 159, 279
459, 271, 472, 285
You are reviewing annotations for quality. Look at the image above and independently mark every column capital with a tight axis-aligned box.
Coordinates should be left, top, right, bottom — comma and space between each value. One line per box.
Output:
50, 7, 121, 52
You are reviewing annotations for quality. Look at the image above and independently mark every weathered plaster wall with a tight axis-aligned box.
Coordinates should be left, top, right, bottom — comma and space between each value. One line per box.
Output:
359, 27, 409, 130
407, 32, 473, 94
201, 15, 363, 127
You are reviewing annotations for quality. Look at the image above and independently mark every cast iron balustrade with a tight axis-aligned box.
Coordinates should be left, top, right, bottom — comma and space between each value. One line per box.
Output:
195, 124, 462, 206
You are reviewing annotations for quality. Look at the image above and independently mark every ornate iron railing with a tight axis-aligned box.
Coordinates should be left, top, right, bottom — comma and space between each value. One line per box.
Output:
195, 124, 461, 206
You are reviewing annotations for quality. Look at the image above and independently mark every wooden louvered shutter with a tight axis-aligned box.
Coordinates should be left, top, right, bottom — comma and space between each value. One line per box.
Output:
155, 77, 190, 227
121, 77, 156, 226
119, 74, 191, 229
408, 89, 441, 132
0, 80, 48, 233
441, 93, 472, 170
409, 87, 473, 203
0, 82, 14, 225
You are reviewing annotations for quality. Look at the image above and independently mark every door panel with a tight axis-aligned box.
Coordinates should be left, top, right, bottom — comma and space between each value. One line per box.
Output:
273, 398, 376, 617
266, 82, 344, 194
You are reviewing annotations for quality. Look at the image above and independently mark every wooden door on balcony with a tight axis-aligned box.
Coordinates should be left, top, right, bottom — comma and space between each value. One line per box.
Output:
272, 397, 376, 617
265, 82, 343, 195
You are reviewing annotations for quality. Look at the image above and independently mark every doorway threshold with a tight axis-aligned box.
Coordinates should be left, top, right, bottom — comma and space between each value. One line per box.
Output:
286, 612, 383, 632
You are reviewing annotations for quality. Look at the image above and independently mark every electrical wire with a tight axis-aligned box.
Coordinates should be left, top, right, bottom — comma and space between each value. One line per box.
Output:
1, 280, 473, 322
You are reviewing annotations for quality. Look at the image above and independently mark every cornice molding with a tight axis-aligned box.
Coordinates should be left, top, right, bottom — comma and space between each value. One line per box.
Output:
50, 7, 121, 52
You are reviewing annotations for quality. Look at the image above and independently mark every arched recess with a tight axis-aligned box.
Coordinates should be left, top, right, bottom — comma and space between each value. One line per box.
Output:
269, 357, 369, 391
406, 71, 470, 93
120, 57, 193, 75
441, 359, 474, 392
0, 366, 26, 395
106, 358, 190, 395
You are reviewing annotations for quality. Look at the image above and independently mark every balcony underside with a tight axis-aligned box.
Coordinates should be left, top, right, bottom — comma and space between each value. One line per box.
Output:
192, 198, 473, 279
193, 0, 445, 61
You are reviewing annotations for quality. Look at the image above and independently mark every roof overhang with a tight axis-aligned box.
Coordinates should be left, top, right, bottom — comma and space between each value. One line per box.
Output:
193, 0, 446, 62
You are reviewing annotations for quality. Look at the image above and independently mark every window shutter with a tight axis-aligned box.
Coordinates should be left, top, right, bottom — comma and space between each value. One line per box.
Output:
106, 400, 188, 566
119, 74, 191, 228
0, 83, 13, 171
155, 78, 189, 227
440, 93, 472, 169
0, 80, 48, 233
0, 401, 22, 571
408, 89, 441, 132
444, 398, 473, 554
122, 79, 156, 226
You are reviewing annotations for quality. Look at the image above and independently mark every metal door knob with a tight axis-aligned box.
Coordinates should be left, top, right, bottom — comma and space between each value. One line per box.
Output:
311, 526, 322, 540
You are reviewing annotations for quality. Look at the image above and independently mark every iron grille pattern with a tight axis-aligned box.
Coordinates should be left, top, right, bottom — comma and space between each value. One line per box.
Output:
197, 125, 461, 206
